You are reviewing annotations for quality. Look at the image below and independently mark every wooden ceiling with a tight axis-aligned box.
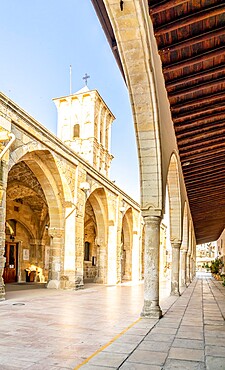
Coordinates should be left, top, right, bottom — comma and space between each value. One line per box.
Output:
91, 0, 225, 244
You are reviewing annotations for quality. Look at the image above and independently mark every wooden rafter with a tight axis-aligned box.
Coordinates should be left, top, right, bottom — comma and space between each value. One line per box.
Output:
167, 65, 225, 90
159, 27, 225, 53
171, 91, 225, 111
155, 4, 225, 35
163, 46, 225, 73
173, 104, 225, 123
149, 0, 188, 14
174, 112, 225, 131
169, 76, 225, 99
176, 120, 225, 139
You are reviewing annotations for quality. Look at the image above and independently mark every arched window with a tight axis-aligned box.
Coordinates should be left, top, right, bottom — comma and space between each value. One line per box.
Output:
73, 124, 80, 138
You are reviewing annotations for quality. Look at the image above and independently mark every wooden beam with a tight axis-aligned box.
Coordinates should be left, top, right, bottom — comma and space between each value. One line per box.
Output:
176, 120, 225, 139
173, 103, 225, 124
179, 135, 225, 153
183, 161, 225, 175
182, 152, 225, 168
163, 46, 225, 73
178, 127, 225, 147
184, 170, 225, 184
149, 0, 188, 14
171, 91, 225, 112
167, 64, 225, 90
181, 155, 225, 176
187, 182, 225, 194
179, 140, 225, 156
174, 113, 225, 132
183, 163, 225, 178
179, 146, 225, 162
191, 205, 225, 213
155, 4, 225, 35
169, 77, 225, 101
159, 27, 225, 53
189, 198, 225, 207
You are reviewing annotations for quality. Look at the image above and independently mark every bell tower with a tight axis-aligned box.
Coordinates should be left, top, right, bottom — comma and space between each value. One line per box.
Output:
53, 86, 114, 178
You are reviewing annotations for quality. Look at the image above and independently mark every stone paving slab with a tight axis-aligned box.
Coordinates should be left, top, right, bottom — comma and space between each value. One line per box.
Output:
79, 274, 225, 370
125, 349, 168, 366
85, 352, 128, 368
163, 359, 206, 370
1, 274, 225, 369
172, 338, 204, 350
168, 347, 204, 362
120, 363, 161, 370
206, 356, 225, 370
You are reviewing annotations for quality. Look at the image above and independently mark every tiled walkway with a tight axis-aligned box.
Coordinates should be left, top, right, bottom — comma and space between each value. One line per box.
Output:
80, 274, 225, 370
0, 274, 224, 370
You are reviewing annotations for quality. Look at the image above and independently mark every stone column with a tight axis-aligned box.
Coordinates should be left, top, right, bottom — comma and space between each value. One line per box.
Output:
141, 214, 162, 319
180, 250, 187, 287
0, 160, 7, 300
0, 122, 14, 299
47, 228, 64, 289
190, 257, 194, 281
107, 224, 117, 285
132, 231, 140, 283
171, 241, 181, 296
186, 253, 191, 285
63, 204, 76, 288
95, 238, 107, 284
193, 259, 196, 278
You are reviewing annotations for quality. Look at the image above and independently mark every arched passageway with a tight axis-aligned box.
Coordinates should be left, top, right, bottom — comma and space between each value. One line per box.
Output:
121, 208, 133, 281
83, 199, 97, 282
4, 149, 65, 288
83, 188, 108, 284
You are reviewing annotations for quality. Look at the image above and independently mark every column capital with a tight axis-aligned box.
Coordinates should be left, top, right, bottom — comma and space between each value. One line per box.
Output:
171, 240, 182, 249
141, 208, 163, 219
48, 228, 64, 238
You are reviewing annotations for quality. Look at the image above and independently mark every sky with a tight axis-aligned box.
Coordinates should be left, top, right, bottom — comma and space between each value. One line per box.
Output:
0, 0, 140, 201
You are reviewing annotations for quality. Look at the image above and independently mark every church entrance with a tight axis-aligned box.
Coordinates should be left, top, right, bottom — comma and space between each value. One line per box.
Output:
3, 242, 18, 283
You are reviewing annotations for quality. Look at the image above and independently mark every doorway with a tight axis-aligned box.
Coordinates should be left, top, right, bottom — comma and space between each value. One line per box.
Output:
3, 242, 18, 283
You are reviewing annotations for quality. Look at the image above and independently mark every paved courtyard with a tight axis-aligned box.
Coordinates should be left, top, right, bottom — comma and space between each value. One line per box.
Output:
0, 273, 224, 369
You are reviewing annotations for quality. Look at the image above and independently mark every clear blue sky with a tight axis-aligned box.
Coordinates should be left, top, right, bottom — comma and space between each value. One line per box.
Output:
0, 0, 140, 201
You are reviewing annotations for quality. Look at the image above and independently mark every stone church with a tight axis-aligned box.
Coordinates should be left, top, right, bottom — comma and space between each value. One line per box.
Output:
0, 86, 146, 300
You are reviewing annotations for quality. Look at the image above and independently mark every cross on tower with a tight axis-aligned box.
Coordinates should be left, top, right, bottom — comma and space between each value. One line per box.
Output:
83, 73, 90, 86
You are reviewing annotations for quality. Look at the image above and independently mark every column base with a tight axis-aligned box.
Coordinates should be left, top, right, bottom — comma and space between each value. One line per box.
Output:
94, 277, 104, 284
141, 300, 162, 319
170, 291, 181, 296
47, 279, 60, 289
0, 283, 5, 301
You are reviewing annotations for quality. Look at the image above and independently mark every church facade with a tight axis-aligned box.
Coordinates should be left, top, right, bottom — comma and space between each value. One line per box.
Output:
0, 87, 143, 299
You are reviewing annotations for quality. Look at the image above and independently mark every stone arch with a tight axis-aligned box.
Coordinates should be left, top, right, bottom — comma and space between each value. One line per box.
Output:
180, 202, 189, 286
86, 187, 108, 283
7, 146, 72, 286
6, 217, 34, 241
167, 153, 182, 242
181, 202, 189, 252
121, 207, 133, 281
9, 149, 65, 230
103, 1, 163, 211
167, 153, 182, 295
